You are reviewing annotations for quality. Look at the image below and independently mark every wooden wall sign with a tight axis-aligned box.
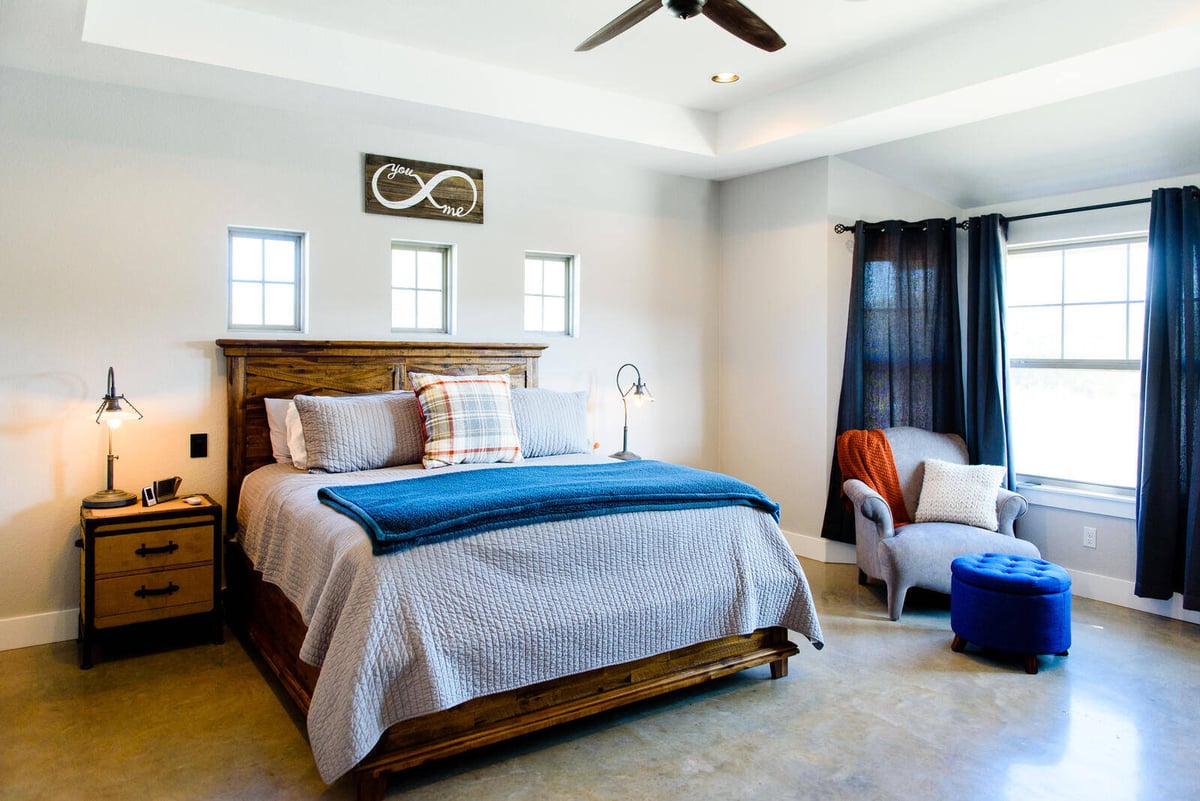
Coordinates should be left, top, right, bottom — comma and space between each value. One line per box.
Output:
364, 153, 484, 224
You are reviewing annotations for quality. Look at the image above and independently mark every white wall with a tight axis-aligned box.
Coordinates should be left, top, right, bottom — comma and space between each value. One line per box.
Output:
716, 158, 830, 547
0, 66, 720, 648
716, 157, 961, 559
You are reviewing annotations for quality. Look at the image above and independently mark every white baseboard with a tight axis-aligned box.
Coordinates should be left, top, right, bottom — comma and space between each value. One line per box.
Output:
0, 609, 78, 652
785, 530, 1200, 626
784, 530, 855, 564
1064, 569, 1200, 625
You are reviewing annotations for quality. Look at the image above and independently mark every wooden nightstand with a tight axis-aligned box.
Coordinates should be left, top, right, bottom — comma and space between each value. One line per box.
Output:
77, 494, 222, 669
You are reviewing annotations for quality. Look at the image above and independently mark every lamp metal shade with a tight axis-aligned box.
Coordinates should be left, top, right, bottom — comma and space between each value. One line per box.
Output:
83, 366, 141, 508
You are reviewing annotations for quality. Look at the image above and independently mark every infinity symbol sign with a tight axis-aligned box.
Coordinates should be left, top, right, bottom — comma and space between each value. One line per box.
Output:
371, 163, 479, 218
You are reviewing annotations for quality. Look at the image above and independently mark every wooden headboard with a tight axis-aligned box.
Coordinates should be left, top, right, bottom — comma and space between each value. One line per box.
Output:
215, 339, 546, 532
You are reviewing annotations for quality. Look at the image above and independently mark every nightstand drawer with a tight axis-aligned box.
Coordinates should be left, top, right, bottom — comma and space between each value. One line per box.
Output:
94, 525, 213, 575
94, 565, 214, 628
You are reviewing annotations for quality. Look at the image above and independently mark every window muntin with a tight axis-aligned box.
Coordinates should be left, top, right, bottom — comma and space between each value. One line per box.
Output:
1006, 237, 1146, 490
524, 253, 575, 335
391, 242, 452, 333
228, 228, 303, 330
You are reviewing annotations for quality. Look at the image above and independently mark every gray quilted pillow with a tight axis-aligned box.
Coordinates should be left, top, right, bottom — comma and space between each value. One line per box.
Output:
510, 389, 590, 458
293, 392, 424, 473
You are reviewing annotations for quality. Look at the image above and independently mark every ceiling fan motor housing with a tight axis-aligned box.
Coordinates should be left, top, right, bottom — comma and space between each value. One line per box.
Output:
665, 0, 706, 20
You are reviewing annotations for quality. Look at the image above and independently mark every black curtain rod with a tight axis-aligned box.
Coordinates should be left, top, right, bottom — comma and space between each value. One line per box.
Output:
1005, 196, 1150, 223
833, 220, 967, 234
833, 192, 1189, 233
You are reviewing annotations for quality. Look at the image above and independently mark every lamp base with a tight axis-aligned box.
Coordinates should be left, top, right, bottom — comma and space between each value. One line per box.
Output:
609, 450, 641, 461
82, 488, 138, 509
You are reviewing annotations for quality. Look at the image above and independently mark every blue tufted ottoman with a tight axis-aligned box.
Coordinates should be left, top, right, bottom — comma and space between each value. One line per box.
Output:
950, 553, 1072, 674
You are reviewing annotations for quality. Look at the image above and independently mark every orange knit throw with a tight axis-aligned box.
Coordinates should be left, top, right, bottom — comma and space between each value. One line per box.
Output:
836, 429, 910, 527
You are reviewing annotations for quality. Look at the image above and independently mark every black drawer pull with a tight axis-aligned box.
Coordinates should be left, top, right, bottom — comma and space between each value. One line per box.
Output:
134, 582, 180, 599
135, 541, 179, 557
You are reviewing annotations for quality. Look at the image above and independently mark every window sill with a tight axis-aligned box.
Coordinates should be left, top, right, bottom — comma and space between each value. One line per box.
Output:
1017, 482, 1135, 520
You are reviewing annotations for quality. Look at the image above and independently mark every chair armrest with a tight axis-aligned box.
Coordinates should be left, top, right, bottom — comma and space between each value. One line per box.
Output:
996, 488, 1029, 536
843, 479, 896, 539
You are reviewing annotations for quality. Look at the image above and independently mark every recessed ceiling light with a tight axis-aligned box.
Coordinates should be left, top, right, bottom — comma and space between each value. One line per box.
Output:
711, 72, 740, 84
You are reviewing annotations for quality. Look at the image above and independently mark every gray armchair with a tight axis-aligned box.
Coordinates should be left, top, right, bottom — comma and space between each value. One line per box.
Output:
843, 426, 1038, 620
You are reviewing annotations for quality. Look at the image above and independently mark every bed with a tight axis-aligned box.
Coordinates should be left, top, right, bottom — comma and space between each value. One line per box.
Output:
216, 339, 823, 800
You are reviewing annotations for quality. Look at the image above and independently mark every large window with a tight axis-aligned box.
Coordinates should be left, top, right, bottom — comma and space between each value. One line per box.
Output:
1006, 237, 1147, 490
391, 242, 452, 333
524, 252, 577, 335
228, 227, 304, 331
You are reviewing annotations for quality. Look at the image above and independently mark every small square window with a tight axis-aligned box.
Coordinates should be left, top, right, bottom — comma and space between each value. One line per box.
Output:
524, 253, 577, 335
392, 242, 452, 333
228, 228, 303, 331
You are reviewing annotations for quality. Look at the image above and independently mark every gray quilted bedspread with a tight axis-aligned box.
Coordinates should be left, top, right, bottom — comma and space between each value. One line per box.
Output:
237, 455, 824, 783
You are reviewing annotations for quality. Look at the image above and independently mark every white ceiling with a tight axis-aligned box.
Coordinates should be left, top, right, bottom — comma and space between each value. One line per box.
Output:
3, 0, 1199, 207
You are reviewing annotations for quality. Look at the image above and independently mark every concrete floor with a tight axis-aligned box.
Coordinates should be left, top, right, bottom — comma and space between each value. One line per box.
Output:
3, 559, 1199, 800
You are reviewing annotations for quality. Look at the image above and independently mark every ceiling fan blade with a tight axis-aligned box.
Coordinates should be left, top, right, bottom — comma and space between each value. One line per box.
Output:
576, 0, 662, 51
702, 0, 786, 52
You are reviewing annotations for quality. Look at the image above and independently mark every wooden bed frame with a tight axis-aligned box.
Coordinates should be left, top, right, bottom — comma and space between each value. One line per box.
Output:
216, 339, 799, 801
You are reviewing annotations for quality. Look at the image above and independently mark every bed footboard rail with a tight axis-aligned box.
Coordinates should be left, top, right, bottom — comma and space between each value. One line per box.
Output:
353, 626, 797, 800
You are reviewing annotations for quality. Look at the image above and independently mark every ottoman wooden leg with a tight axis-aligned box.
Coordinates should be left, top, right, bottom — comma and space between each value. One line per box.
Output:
951, 635, 967, 653
1057, 650, 1069, 657
1024, 655, 1039, 675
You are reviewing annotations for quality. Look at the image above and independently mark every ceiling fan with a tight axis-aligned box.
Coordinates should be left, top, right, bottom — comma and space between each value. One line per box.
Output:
576, 0, 786, 53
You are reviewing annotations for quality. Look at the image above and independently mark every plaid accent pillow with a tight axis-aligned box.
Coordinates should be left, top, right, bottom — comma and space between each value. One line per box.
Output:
409, 372, 522, 469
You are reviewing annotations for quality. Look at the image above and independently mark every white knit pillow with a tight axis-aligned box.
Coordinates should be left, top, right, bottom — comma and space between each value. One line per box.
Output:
914, 458, 1005, 531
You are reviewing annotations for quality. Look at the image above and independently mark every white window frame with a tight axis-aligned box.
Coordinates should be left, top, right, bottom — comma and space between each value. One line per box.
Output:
1005, 234, 1147, 495
390, 240, 455, 334
227, 227, 305, 332
523, 251, 579, 336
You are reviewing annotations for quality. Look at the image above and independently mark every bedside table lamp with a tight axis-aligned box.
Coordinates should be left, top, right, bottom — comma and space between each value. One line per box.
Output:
82, 366, 143, 509
610, 362, 653, 461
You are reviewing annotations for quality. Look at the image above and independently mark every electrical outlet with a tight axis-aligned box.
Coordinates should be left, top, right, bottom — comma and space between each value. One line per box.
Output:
1083, 526, 1097, 549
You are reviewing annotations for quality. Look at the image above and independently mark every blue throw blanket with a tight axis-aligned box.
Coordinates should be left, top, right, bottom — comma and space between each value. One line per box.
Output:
319, 460, 780, 555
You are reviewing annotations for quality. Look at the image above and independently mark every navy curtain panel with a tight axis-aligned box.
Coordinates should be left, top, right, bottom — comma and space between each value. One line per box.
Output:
1135, 186, 1200, 608
821, 219, 966, 543
966, 214, 1016, 489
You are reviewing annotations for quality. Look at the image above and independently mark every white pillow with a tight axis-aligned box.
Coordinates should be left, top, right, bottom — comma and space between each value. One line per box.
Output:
914, 458, 1005, 531
264, 398, 294, 464
285, 401, 308, 471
